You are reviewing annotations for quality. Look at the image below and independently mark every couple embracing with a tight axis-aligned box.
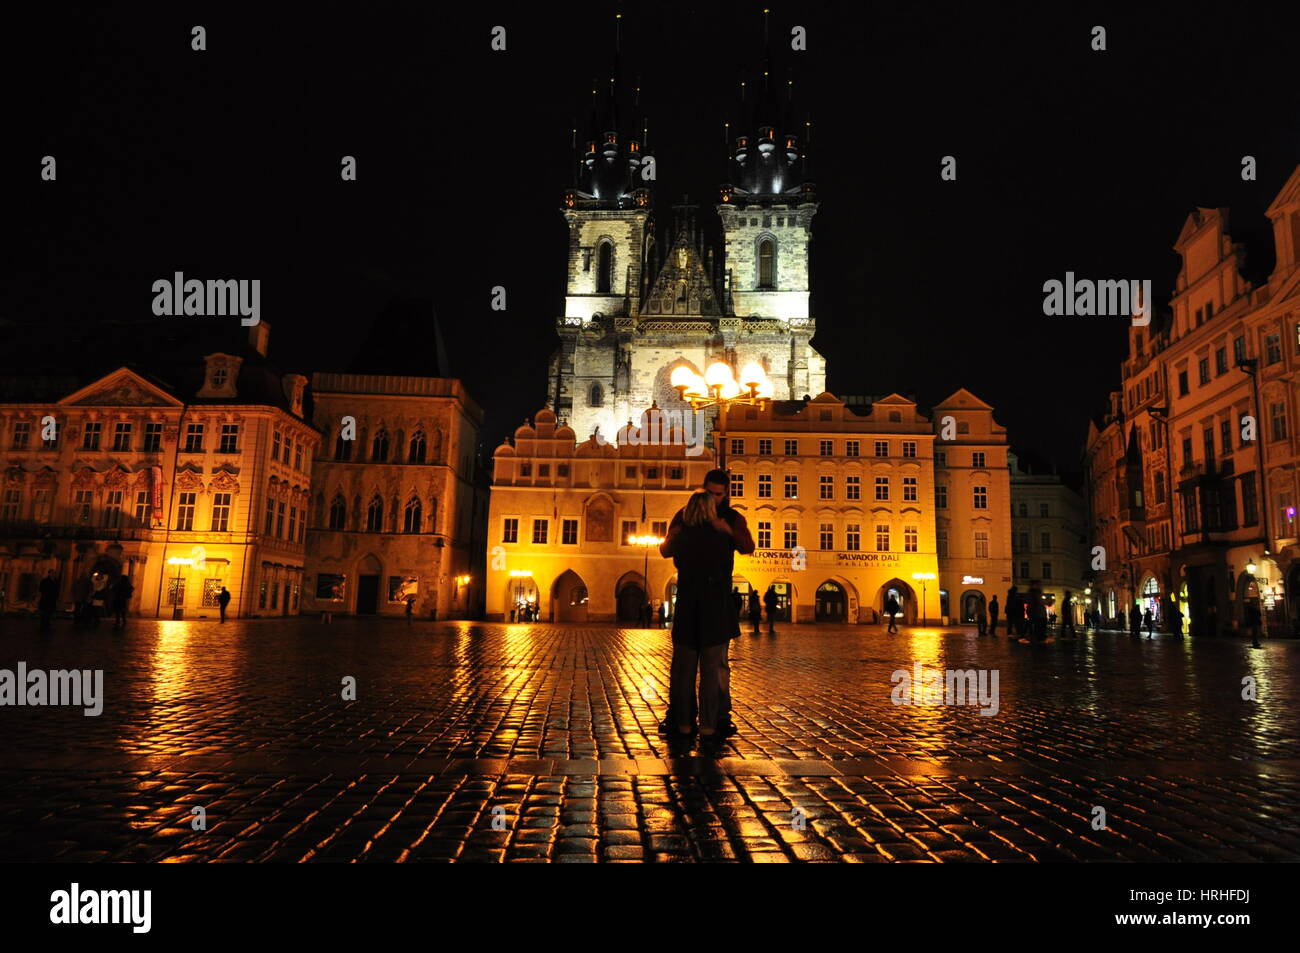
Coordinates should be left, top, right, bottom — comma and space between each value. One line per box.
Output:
657, 468, 755, 756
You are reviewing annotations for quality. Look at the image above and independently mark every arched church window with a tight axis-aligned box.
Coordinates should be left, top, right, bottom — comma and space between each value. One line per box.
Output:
403, 496, 422, 533
371, 429, 389, 462
758, 238, 775, 289
334, 431, 352, 461
328, 495, 347, 530
366, 495, 384, 533
597, 242, 613, 294
408, 431, 426, 463
589, 383, 603, 408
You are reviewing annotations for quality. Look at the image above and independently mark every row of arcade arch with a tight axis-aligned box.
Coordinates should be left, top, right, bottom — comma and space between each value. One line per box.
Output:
504, 571, 986, 625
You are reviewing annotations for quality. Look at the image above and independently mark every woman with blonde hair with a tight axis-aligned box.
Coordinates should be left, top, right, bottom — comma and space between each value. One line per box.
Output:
659, 488, 742, 755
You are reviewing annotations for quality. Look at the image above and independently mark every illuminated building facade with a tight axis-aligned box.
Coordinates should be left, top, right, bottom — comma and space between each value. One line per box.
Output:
0, 324, 319, 619
1085, 165, 1300, 635
302, 374, 484, 619
487, 391, 1013, 626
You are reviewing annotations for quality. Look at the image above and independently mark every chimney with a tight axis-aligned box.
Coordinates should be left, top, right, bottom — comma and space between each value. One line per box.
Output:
282, 374, 307, 418
248, 320, 271, 357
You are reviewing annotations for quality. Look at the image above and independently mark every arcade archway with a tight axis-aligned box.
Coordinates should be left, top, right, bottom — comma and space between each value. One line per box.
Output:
615, 571, 647, 625
875, 579, 917, 625
552, 570, 589, 623
816, 580, 847, 622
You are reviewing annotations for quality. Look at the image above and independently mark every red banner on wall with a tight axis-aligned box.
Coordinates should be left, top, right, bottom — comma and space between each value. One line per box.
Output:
150, 466, 164, 524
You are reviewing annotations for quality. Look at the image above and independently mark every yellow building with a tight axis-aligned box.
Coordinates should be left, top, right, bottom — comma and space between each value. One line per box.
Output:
486, 390, 1013, 627
302, 373, 484, 619
0, 329, 319, 619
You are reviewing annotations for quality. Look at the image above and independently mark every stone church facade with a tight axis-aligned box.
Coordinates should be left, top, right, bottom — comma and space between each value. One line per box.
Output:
550, 70, 825, 446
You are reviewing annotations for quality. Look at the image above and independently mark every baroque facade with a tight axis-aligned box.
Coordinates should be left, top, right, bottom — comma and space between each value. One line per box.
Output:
0, 326, 318, 619
302, 374, 484, 619
1085, 165, 1300, 636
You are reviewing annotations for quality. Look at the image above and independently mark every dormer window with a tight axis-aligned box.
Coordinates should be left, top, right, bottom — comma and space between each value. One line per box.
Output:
211, 369, 227, 387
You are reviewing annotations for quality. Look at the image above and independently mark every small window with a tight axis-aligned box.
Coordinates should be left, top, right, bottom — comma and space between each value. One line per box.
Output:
589, 383, 604, 408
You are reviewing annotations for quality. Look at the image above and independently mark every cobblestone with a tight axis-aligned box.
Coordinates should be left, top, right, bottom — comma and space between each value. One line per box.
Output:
0, 617, 1297, 862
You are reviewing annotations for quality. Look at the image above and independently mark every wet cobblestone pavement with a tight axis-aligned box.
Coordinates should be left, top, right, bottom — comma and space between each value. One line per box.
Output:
1, 618, 1298, 862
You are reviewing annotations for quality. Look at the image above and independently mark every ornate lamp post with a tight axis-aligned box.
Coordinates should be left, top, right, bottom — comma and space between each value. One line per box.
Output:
670, 362, 773, 469
628, 534, 665, 625
912, 571, 937, 627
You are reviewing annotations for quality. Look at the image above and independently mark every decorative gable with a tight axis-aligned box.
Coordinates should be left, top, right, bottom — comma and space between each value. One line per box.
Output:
61, 368, 180, 407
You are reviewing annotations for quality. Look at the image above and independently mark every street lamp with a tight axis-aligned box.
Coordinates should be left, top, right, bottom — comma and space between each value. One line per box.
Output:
912, 571, 937, 627
628, 534, 665, 626
672, 361, 773, 468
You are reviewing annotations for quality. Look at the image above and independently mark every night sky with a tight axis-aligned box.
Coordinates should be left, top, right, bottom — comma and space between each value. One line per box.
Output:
8, 2, 1299, 481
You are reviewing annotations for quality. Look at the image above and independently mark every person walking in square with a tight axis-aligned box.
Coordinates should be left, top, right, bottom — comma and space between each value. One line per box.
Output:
405, 595, 415, 625
1129, 601, 1143, 639
988, 595, 1000, 637
217, 586, 231, 622
764, 585, 780, 635
38, 570, 59, 632
884, 593, 900, 633
111, 574, 133, 628
747, 590, 761, 636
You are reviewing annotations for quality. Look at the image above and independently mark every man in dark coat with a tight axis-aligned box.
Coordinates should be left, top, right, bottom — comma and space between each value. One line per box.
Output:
111, 574, 133, 628
38, 570, 59, 632
884, 593, 900, 633
988, 595, 1000, 637
217, 586, 232, 622
764, 586, 780, 635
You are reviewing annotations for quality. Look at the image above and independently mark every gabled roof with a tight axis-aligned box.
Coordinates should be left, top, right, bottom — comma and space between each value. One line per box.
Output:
57, 367, 183, 408
932, 388, 995, 411
1265, 164, 1300, 217
1173, 206, 1227, 251
640, 230, 722, 317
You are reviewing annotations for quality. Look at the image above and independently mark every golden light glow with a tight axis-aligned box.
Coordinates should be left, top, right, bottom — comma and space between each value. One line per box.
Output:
739, 362, 767, 389
508, 569, 533, 577
704, 362, 735, 390
627, 535, 665, 546
911, 572, 937, 581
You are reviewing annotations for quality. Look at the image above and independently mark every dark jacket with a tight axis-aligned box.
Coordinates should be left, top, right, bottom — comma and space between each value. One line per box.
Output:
666, 517, 741, 647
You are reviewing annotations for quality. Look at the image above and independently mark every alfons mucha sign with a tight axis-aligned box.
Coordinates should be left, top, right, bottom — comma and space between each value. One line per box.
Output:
739, 550, 903, 566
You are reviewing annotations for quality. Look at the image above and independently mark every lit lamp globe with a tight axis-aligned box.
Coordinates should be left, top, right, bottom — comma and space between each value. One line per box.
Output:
671, 365, 705, 400
704, 362, 735, 394
739, 362, 767, 393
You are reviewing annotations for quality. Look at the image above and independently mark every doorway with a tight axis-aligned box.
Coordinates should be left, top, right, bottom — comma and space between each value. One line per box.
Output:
357, 575, 380, 614
815, 581, 846, 622
553, 570, 589, 623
